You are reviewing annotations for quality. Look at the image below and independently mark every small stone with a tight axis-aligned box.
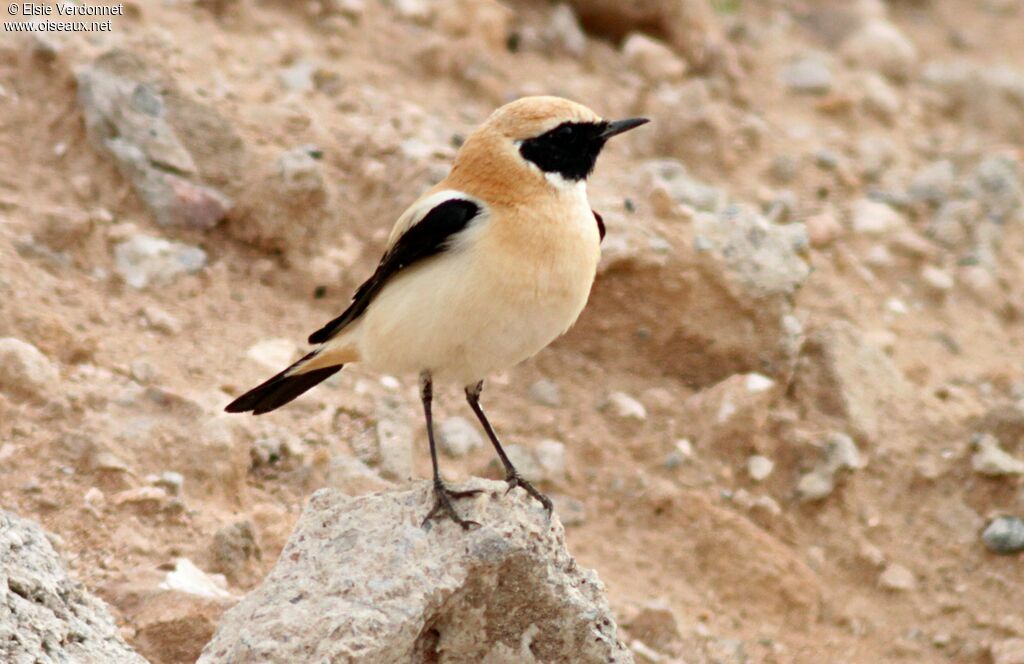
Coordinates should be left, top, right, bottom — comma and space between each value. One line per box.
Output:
438, 416, 484, 458
278, 60, 317, 92
155, 471, 184, 495
860, 72, 901, 121
245, 339, 298, 372
627, 599, 682, 653
879, 563, 916, 591
211, 521, 261, 583
781, 54, 833, 95
114, 235, 207, 289
140, 305, 182, 335
160, 558, 233, 600
841, 20, 918, 80
550, 493, 585, 526
908, 160, 956, 206
806, 210, 843, 247
796, 470, 835, 501
604, 391, 647, 420
991, 638, 1024, 664
0, 338, 59, 402
544, 4, 586, 57
534, 439, 567, 479
489, 444, 543, 483
527, 378, 562, 408
850, 199, 906, 236
375, 399, 413, 481
822, 432, 864, 473
623, 33, 687, 82
971, 433, 1024, 476
921, 265, 955, 294
981, 516, 1024, 554
747, 455, 774, 482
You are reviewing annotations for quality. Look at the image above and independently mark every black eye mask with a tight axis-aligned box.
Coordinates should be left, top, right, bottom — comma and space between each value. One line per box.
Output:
518, 121, 610, 182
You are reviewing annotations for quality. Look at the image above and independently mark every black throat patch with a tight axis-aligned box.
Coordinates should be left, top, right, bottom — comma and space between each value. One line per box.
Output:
518, 121, 609, 181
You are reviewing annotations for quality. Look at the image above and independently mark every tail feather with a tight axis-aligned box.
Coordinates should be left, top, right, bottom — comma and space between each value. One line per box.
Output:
225, 352, 342, 415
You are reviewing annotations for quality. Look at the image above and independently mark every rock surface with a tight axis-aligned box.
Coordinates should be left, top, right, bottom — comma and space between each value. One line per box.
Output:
199, 481, 632, 663
0, 510, 147, 664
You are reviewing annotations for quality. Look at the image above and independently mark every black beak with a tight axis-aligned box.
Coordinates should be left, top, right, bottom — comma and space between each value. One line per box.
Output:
600, 117, 649, 139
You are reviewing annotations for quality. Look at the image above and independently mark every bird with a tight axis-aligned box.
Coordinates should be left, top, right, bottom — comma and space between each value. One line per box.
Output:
225, 96, 648, 529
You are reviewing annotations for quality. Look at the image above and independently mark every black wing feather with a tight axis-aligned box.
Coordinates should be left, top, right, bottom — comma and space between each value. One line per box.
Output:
308, 198, 481, 345
593, 209, 605, 242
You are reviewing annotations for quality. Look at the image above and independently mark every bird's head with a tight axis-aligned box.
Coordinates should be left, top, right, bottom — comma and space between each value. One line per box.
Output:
455, 96, 648, 190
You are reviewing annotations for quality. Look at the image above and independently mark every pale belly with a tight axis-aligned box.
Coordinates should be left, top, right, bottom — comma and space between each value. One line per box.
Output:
353, 237, 599, 386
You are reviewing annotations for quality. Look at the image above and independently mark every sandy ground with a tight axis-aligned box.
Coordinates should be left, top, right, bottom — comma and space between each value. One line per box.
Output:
2, 0, 1024, 662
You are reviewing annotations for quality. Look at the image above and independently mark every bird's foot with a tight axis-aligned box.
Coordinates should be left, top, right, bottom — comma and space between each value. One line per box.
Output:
504, 471, 553, 516
422, 481, 483, 530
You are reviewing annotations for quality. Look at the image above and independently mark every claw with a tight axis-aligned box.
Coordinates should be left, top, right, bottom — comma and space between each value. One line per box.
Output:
504, 472, 553, 516
422, 482, 483, 530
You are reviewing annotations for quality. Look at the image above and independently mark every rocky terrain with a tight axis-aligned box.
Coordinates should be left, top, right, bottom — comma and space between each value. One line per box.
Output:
2, 0, 1024, 662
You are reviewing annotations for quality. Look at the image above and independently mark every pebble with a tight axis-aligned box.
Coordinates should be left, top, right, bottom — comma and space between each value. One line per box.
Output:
278, 60, 317, 92
850, 199, 906, 236
622, 33, 687, 82
113, 235, 207, 289
747, 455, 774, 482
550, 493, 585, 526
921, 265, 955, 294
981, 516, 1024, 554
841, 19, 918, 80
0, 337, 59, 402
534, 439, 567, 479
860, 72, 901, 121
806, 210, 843, 247
879, 563, 916, 591
781, 54, 833, 94
489, 443, 543, 483
908, 160, 956, 206
159, 558, 233, 600
797, 433, 864, 501
438, 416, 484, 458
991, 638, 1024, 664
971, 433, 1024, 476
527, 378, 562, 408
603, 392, 647, 420
245, 338, 299, 372
544, 4, 586, 57
140, 305, 182, 335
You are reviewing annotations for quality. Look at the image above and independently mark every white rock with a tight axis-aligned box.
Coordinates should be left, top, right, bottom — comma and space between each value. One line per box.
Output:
0, 337, 59, 401
796, 470, 835, 502
0, 511, 147, 662
604, 391, 648, 420
534, 439, 567, 479
545, 4, 586, 57
781, 54, 833, 94
198, 483, 630, 663
841, 20, 918, 80
991, 639, 1024, 664
528, 378, 562, 407
921, 265, 955, 293
971, 434, 1024, 476
745, 373, 775, 393
850, 199, 906, 235
114, 234, 207, 289
245, 338, 298, 371
747, 455, 774, 481
622, 33, 687, 82
878, 563, 916, 591
160, 558, 234, 600
438, 416, 484, 458
140, 304, 182, 335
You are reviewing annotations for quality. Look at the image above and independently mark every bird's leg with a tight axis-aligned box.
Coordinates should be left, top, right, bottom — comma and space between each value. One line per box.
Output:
421, 371, 482, 530
465, 381, 553, 515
